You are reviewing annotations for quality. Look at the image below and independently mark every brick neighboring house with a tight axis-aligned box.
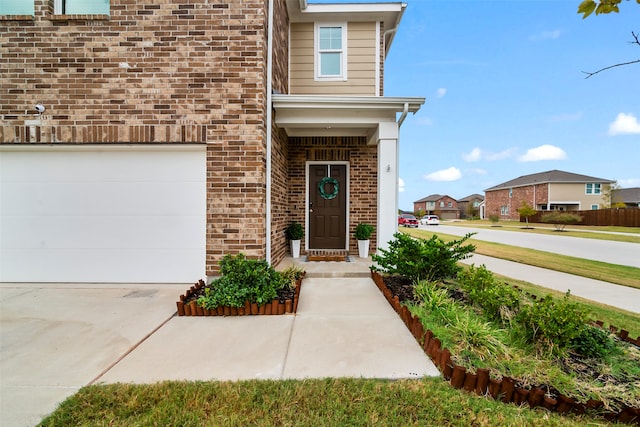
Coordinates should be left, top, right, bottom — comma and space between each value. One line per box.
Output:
612, 188, 640, 208
0, 0, 423, 283
457, 194, 483, 219
413, 194, 459, 220
484, 170, 615, 221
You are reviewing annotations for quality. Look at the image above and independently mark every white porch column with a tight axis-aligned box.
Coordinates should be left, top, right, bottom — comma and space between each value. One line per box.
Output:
375, 121, 399, 252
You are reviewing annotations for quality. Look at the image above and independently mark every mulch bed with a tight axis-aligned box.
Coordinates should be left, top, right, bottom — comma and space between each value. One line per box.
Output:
373, 271, 640, 425
176, 277, 302, 316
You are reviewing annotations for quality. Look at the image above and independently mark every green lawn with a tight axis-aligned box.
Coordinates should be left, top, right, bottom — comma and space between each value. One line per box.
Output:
39, 378, 603, 426
445, 220, 640, 243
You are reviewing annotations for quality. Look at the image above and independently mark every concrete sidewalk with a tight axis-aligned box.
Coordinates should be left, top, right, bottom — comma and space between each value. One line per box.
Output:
0, 258, 437, 426
97, 276, 437, 383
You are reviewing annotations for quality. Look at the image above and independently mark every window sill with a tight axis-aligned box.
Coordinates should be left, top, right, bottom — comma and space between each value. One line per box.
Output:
50, 14, 110, 21
0, 15, 34, 21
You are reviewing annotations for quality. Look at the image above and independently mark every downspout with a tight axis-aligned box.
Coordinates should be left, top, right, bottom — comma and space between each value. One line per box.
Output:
265, 0, 274, 264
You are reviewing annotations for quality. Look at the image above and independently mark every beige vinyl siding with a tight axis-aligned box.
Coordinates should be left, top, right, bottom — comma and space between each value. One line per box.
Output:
290, 22, 377, 95
550, 183, 608, 209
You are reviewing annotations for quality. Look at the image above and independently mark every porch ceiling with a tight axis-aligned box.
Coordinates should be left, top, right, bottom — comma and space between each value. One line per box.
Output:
272, 95, 424, 139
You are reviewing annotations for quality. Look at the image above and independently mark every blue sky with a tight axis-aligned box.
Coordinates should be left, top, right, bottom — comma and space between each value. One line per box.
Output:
376, 0, 640, 210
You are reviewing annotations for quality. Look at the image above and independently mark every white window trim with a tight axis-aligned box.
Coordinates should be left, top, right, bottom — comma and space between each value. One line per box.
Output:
54, 0, 110, 14
314, 22, 348, 81
585, 182, 601, 195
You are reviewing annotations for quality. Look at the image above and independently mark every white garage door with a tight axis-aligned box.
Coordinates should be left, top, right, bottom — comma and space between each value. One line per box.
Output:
0, 146, 206, 283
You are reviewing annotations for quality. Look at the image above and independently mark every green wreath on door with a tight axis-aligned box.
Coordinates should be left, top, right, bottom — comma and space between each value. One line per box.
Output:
318, 176, 339, 200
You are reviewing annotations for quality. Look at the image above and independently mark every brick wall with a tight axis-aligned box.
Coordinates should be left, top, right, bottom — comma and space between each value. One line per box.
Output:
485, 184, 549, 221
1, 0, 273, 275
288, 136, 378, 255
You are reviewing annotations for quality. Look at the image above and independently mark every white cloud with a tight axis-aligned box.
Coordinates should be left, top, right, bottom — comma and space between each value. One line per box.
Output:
608, 113, 640, 136
398, 177, 405, 193
463, 148, 482, 162
436, 88, 447, 98
423, 167, 462, 182
518, 144, 567, 162
463, 147, 515, 162
529, 29, 561, 41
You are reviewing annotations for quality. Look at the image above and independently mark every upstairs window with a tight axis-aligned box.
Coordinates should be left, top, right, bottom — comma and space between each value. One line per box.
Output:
1, 0, 34, 14
315, 23, 347, 80
55, 0, 110, 14
586, 183, 601, 195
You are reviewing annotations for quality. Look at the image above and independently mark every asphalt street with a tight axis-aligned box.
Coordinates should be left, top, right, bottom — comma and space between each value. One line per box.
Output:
420, 224, 640, 268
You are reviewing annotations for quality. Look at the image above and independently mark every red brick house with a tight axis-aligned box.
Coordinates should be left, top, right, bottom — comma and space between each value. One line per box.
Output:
413, 194, 460, 220
0, 0, 423, 283
484, 170, 615, 221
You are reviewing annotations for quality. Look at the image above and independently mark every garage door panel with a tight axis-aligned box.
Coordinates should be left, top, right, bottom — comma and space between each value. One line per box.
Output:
0, 147, 206, 283
2, 248, 203, 283
2, 215, 205, 249
2, 181, 204, 216
1, 151, 204, 183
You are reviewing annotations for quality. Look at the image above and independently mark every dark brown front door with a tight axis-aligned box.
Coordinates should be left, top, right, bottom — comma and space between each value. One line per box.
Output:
309, 164, 347, 249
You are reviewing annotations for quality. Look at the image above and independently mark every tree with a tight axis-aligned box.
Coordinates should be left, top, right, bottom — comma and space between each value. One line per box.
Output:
600, 181, 620, 208
578, 0, 639, 18
517, 202, 537, 228
578, 1, 640, 78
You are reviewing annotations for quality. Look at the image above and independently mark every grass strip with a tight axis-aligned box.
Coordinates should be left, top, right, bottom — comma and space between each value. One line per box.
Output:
402, 228, 640, 290
446, 221, 640, 243
39, 378, 602, 426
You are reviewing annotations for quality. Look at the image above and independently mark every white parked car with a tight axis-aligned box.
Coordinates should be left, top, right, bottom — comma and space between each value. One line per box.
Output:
421, 215, 439, 225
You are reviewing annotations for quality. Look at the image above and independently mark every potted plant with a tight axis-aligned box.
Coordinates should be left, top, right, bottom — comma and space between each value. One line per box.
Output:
354, 223, 375, 258
285, 222, 304, 258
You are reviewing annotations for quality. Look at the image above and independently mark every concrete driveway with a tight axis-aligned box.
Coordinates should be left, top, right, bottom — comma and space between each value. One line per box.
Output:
0, 282, 184, 427
0, 273, 437, 426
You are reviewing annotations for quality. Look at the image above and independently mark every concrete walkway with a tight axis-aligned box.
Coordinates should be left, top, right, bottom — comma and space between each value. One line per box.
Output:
0, 257, 437, 427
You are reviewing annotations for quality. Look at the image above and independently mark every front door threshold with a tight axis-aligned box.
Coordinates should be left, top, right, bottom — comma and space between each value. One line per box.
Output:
306, 249, 350, 262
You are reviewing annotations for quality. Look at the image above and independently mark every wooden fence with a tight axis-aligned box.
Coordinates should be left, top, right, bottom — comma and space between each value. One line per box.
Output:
523, 208, 640, 227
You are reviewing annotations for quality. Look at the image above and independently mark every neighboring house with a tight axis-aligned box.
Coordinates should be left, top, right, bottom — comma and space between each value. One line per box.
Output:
457, 194, 484, 219
0, 0, 423, 283
612, 188, 640, 208
413, 194, 459, 220
484, 170, 615, 221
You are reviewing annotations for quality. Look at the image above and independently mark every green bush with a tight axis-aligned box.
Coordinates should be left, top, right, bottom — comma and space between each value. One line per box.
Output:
372, 232, 476, 282
571, 325, 617, 358
197, 254, 285, 309
540, 211, 582, 231
457, 265, 520, 325
285, 222, 304, 240
354, 223, 375, 240
516, 291, 587, 355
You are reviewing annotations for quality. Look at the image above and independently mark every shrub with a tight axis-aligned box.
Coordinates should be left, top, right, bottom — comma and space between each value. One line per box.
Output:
197, 254, 285, 309
457, 265, 520, 325
488, 214, 500, 225
280, 264, 305, 290
354, 223, 375, 240
540, 211, 582, 231
571, 325, 617, 358
285, 222, 304, 240
516, 291, 587, 355
372, 232, 476, 282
